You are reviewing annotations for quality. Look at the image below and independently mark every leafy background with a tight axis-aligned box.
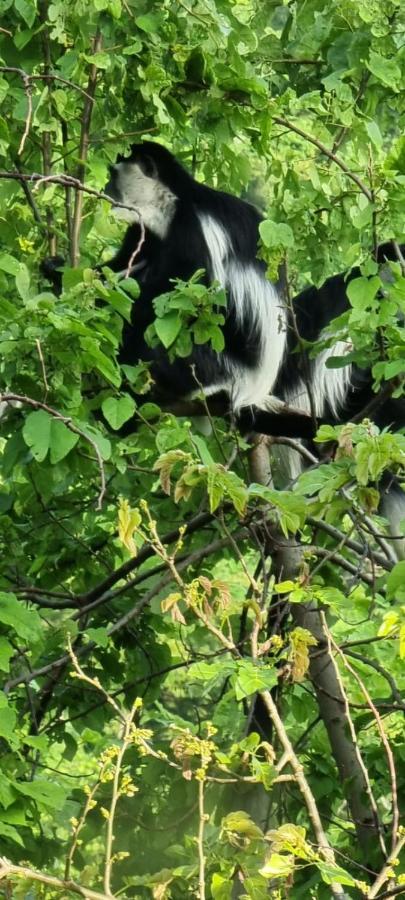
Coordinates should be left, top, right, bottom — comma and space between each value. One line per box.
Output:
0, 0, 404, 898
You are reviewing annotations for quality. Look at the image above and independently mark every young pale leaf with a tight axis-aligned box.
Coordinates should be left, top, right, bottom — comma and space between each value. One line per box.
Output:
211, 872, 232, 900
118, 498, 141, 556
259, 853, 295, 879
222, 810, 264, 841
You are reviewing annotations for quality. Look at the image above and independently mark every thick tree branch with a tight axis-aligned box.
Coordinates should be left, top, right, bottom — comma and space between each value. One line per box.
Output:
250, 437, 386, 864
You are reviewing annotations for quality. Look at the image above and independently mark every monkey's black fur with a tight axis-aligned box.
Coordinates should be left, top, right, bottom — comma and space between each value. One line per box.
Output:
41, 141, 405, 548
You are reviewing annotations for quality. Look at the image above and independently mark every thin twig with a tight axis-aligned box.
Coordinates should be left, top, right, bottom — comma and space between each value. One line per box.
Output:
0, 67, 95, 101
35, 339, 49, 400
17, 69, 32, 156
321, 614, 387, 857
124, 221, 146, 278
327, 621, 399, 853
344, 650, 405, 711
273, 115, 373, 201
13, 161, 43, 223
368, 834, 405, 899
0, 170, 142, 219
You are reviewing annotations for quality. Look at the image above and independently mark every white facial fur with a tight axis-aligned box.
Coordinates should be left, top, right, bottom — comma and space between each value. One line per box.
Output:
111, 161, 177, 238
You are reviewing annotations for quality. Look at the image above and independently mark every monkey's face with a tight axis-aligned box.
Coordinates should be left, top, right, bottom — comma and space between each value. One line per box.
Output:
104, 150, 177, 238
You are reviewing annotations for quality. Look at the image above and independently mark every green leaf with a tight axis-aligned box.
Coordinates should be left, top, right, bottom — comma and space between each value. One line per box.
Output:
0, 637, 14, 673
102, 394, 136, 429
0, 592, 42, 641
249, 485, 306, 534
317, 861, 356, 886
154, 312, 182, 348
0, 773, 16, 809
0, 695, 17, 744
367, 50, 401, 90
83, 51, 112, 69
386, 562, 405, 600
87, 627, 109, 647
234, 661, 277, 700
0, 821, 24, 846
0, 253, 20, 275
15, 263, 30, 300
14, 0, 37, 27
366, 120, 383, 148
347, 276, 380, 310
49, 419, 79, 464
259, 220, 294, 249
80, 425, 112, 461
23, 410, 52, 462
80, 339, 121, 387
136, 12, 163, 32
14, 780, 67, 810
211, 873, 232, 900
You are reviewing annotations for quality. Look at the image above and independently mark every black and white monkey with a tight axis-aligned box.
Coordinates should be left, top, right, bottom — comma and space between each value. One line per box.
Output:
43, 141, 405, 552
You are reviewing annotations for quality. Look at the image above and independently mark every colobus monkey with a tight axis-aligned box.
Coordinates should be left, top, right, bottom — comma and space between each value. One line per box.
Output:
42, 141, 405, 552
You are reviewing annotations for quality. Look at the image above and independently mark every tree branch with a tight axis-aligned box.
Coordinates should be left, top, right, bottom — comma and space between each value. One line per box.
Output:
0, 858, 112, 900
273, 115, 373, 201
71, 29, 102, 266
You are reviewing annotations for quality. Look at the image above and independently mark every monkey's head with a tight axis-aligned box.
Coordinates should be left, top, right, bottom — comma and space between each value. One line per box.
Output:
104, 142, 191, 236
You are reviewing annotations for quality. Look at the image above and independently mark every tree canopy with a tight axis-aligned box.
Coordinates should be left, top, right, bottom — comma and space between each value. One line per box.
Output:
0, 1, 404, 898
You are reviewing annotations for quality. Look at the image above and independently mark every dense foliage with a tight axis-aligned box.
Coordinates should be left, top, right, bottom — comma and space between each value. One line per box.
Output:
0, 0, 404, 898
